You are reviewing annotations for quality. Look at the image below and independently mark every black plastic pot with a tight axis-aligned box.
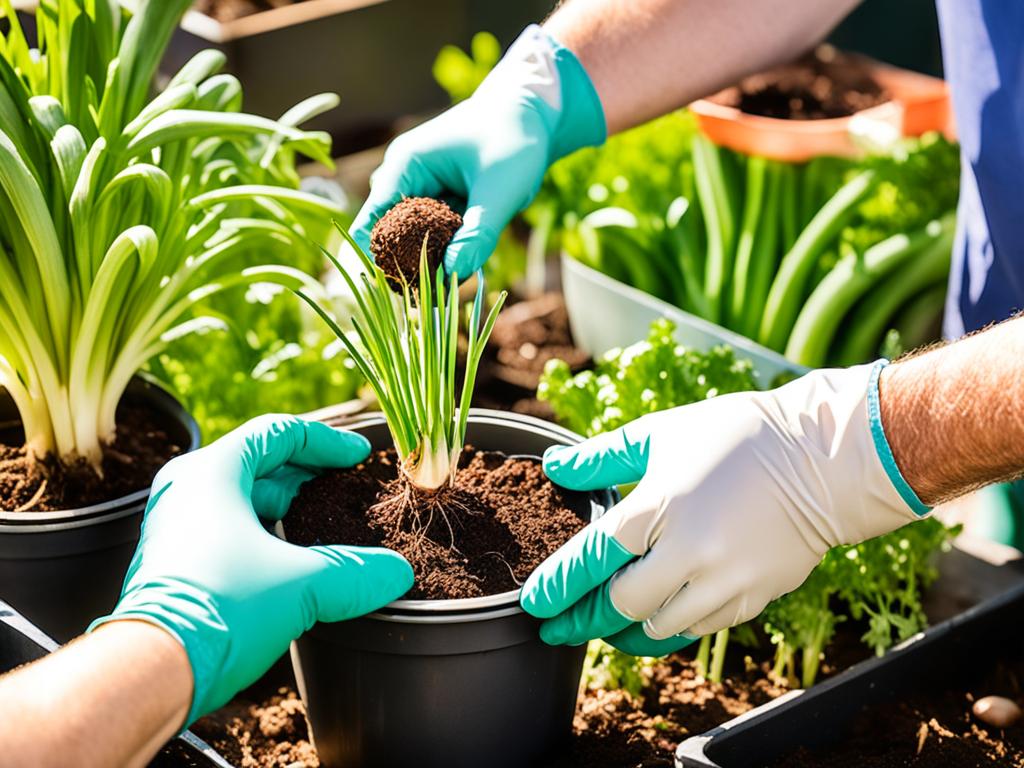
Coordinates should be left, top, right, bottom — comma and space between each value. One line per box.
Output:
675, 540, 1024, 767
286, 409, 617, 768
0, 378, 200, 643
0, 598, 232, 767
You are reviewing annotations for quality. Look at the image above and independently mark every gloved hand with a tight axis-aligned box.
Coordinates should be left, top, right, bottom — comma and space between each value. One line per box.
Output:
89, 415, 413, 725
350, 24, 606, 279
521, 361, 929, 657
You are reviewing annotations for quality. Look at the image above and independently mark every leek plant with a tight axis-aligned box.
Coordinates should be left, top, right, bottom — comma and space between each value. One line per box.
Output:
0, 0, 342, 471
301, 225, 507, 491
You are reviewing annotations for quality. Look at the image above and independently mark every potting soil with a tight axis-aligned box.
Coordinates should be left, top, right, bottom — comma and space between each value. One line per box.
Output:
0, 403, 185, 512
190, 687, 319, 768
770, 655, 1024, 766
475, 292, 591, 421
284, 447, 591, 600
713, 46, 888, 120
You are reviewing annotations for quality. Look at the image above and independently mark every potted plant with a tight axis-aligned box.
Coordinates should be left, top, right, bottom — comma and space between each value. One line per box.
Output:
689, 45, 952, 162
276, 199, 617, 768
0, 0, 345, 640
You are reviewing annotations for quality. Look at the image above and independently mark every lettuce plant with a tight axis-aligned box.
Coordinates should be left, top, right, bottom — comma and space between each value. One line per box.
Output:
0, 0, 341, 470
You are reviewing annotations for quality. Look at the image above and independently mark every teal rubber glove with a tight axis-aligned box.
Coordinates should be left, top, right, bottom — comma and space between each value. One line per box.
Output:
351, 24, 606, 278
89, 415, 413, 725
521, 363, 928, 657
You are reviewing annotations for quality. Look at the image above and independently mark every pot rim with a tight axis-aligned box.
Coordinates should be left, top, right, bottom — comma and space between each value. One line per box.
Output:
297, 408, 617, 621
0, 376, 200, 526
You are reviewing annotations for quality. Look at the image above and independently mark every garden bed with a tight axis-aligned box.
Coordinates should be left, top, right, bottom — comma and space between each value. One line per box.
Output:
178, 481, 1021, 768
676, 539, 1024, 767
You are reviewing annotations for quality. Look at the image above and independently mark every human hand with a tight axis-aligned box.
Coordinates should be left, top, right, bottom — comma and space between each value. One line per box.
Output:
90, 415, 413, 724
521, 362, 927, 656
350, 24, 605, 279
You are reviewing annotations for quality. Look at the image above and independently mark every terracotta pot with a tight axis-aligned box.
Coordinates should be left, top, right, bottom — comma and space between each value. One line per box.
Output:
690, 58, 952, 162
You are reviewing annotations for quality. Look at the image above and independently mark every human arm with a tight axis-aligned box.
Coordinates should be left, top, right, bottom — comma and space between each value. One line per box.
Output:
0, 415, 413, 767
351, 0, 859, 276
881, 315, 1024, 504
522, 316, 1024, 655
546, 0, 859, 134
0, 621, 191, 768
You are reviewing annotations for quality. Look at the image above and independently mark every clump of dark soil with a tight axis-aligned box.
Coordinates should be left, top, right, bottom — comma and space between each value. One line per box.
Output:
193, 0, 303, 23
369, 197, 462, 289
0, 402, 186, 512
713, 46, 888, 120
191, 687, 319, 768
770, 661, 1024, 767
284, 447, 591, 600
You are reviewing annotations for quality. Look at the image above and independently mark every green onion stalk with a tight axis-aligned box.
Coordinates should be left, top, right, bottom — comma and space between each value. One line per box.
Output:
0, 0, 343, 472
301, 226, 507, 491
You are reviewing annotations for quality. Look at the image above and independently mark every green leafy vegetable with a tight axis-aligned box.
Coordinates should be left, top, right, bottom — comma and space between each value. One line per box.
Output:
538, 318, 757, 437
541, 321, 959, 690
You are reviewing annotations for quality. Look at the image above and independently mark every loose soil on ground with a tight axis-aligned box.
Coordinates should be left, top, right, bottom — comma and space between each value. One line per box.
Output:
183, 625, 879, 767
771, 654, 1024, 766
191, 687, 318, 768
284, 447, 591, 600
713, 46, 888, 120
0, 402, 186, 512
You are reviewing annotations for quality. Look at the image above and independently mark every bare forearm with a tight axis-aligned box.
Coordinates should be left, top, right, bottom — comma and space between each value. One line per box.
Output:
545, 0, 860, 134
881, 316, 1024, 506
0, 621, 192, 768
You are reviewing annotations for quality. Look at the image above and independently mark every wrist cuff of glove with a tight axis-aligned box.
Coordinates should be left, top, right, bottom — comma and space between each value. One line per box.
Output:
502, 25, 607, 161
88, 590, 229, 726
867, 359, 930, 517
544, 28, 607, 159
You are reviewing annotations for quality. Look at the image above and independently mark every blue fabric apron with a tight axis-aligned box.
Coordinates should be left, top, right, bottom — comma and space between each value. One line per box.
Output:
935, 0, 1024, 336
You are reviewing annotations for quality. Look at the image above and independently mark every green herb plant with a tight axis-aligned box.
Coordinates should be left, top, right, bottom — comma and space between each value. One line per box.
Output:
0, 0, 342, 476
542, 321, 958, 689
300, 225, 507, 492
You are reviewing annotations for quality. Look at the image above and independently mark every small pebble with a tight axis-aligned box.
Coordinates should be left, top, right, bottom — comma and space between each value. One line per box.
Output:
972, 695, 1022, 728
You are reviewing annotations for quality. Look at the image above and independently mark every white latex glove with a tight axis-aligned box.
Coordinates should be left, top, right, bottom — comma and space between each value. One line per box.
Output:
521, 361, 929, 656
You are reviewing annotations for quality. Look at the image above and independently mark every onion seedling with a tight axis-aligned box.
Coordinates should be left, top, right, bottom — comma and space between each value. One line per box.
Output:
300, 219, 507, 491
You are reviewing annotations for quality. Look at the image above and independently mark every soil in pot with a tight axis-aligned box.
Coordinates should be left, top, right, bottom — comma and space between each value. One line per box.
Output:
192, 0, 307, 23
769, 647, 1024, 766
284, 447, 591, 600
474, 293, 591, 422
0, 401, 187, 512
711, 45, 889, 120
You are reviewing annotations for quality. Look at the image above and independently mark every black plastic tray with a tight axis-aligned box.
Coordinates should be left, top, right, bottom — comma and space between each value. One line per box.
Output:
675, 540, 1024, 767
0, 600, 233, 768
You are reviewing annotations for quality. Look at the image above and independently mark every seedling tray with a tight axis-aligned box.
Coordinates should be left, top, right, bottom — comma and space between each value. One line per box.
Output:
0, 600, 233, 768
675, 537, 1024, 767
561, 254, 806, 387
